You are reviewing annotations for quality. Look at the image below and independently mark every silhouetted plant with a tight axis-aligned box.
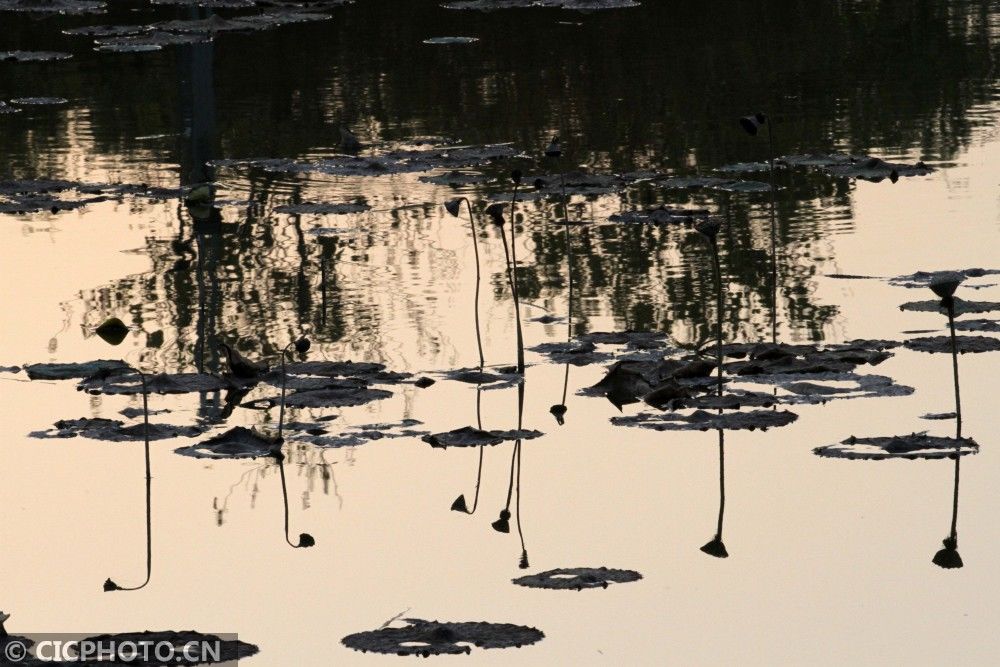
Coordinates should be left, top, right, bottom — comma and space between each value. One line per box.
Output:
445, 197, 486, 369
273, 446, 316, 549
277, 336, 311, 443
103, 365, 152, 592
739, 112, 778, 343
930, 273, 965, 569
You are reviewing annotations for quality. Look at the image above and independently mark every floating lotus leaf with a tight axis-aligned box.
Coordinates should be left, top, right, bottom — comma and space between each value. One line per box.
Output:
10, 97, 68, 106
887, 268, 1000, 288
423, 36, 480, 44
30, 417, 201, 442
0, 194, 111, 214
175, 426, 278, 459
611, 409, 798, 432
79, 372, 229, 395
342, 619, 544, 657
418, 170, 492, 186
529, 340, 611, 365
120, 406, 170, 419
0, 50, 72, 62
79, 631, 258, 665
823, 156, 934, 182
742, 372, 914, 403
920, 412, 956, 420
711, 179, 773, 193
608, 206, 711, 225
953, 319, 1000, 332
0, 102, 21, 114
813, 434, 978, 460
242, 382, 393, 409
512, 567, 642, 590
444, 367, 522, 387
212, 143, 517, 177
236, 11, 332, 28
283, 360, 386, 377
63, 24, 152, 37
671, 390, 777, 410
489, 428, 544, 440
273, 201, 370, 214
778, 153, 859, 168
658, 176, 731, 189
292, 419, 428, 448
24, 359, 128, 380
903, 335, 1000, 354
95, 31, 213, 51
0, 365, 21, 373
151, 0, 257, 6
423, 426, 504, 447
96, 43, 163, 53
150, 15, 260, 32
577, 330, 667, 348
714, 161, 771, 173
0, 0, 105, 13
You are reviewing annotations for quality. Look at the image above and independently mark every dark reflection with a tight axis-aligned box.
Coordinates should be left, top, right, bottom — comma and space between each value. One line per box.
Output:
933, 275, 965, 569
492, 382, 529, 569
274, 446, 316, 549
103, 368, 153, 592
550, 141, 572, 425
700, 427, 729, 559
3, 1, 993, 356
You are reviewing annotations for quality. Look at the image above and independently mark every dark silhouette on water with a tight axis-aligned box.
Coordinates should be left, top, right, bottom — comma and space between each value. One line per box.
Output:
548, 137, 572, 425
697, 217, 729, 558
277, 336, 312, 442
218, 342, 267, 380
444, 197, 486, 369
739, 112, 778, 344
104, 367, 153, 592
931, 274, 965, 569
493, 382, 529, 569
273, 446, 316, 549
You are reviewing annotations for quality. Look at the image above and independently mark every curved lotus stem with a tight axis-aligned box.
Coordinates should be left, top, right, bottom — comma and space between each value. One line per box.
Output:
453, 385, 487, 515
700, 427, 728, 559
278, 337, 311, 442
275, 449, 315, 549
507, 184, 526, 374
105, 368, 152, 592
766, 123, 778, 344
936, 296, 963, 568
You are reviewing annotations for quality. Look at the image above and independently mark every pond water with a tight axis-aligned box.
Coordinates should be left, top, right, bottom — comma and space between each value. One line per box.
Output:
1, 0, 999, 664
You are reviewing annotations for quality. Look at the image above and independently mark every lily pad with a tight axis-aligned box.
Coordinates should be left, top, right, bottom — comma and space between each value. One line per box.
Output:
953, 318, 1000, 332
30, 417, 201, 442
901, 298, 1000, 315
608, 206, 711, 225
743, 372, 914, 403
577, 330, 667, 348
887, 268, 1000, 289
284, 360, 387, 377
903, 335, 1000, 354
813, 434, 978, 460
423, 426, 504, 447
175, 426, 278, 459
778, 153, 858, 168
212, 143, 517, 177
79, 372, 229, 395
714, 161, 771, 173
920, 412, 956, 420
291, 418, 428, 448
242, 382, 393, 409
150, 15, 260, 32
512, 567, 642, 590
423, 36, 480, 44
0, 102, 21, 114
0, 0, 105, 13
823, 156, 934, 182
342, 619, 544, 657
443, 0, 639, 9
529, 340, 611, 365
10, 97, 68, 106
63, 24, 151, 37
0, 50, 72, 62
24, 359, 129, 380
273, 201, 370, 215
444, 367, 522, 387
418, 170, 493, 186
95, 31, 213, 51
611, 409, 798, 432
